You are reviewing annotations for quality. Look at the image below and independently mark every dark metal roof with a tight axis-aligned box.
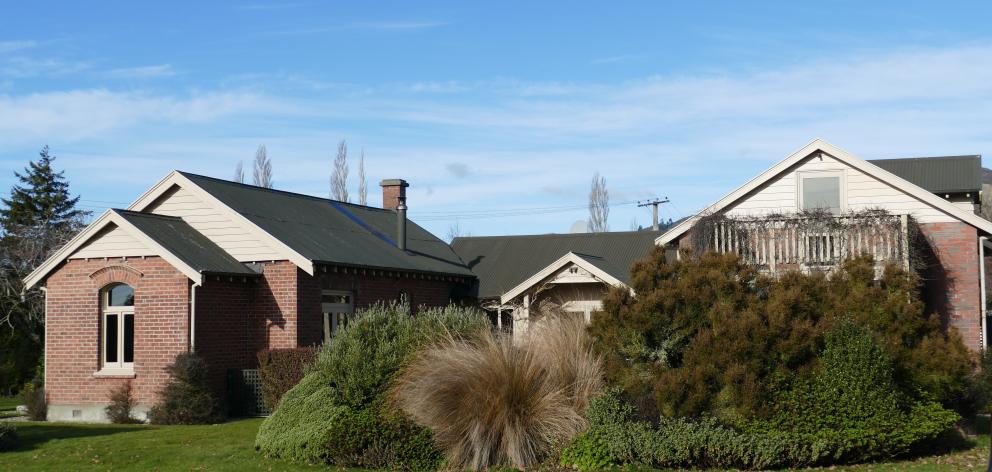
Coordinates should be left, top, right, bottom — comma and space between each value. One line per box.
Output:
178, 172, 474, 277
114, 209, 257, 276
867, 155, 982, 194
450, 231, 659, 299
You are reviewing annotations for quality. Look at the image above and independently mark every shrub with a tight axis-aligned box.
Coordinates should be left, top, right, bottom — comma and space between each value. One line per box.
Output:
392, 314, 603, 470
590, 249, 974, 422
105, 380, 142, 424
255, 302, 490, 469
257, 347, 317, 412
562, 388, 816, 470
147, 352, 220, 425
750, 321, 960, 463
20, 378, 46, 421
0, 423, 16, 451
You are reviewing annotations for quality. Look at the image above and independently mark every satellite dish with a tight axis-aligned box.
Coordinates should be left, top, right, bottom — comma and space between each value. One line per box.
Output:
569, 220, 588, 234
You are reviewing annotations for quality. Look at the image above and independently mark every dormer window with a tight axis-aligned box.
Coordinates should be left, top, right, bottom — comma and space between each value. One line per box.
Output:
799, 172, 844, 214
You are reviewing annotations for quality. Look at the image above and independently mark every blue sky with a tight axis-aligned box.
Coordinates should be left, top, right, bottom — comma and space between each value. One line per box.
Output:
2, 1, 992, 237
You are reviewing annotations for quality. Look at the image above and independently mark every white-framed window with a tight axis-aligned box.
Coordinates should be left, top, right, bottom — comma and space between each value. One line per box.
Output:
798, 171, 845, 214
101, 283, 135, 373
322, 290, 354, 342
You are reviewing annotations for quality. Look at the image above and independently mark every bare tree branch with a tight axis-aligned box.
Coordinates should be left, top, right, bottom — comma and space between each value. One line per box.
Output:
252, 144, 273, 188
330, 140, 349, 202
233, 160, 244, 183
588, 172, 610, 232
358, 149, 368, 205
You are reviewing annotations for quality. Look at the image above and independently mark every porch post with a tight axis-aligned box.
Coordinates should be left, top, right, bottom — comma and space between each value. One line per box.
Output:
900, 214, 910, 270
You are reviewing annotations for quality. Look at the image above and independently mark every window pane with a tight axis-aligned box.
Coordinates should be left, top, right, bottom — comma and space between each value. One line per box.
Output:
105, 314, 118, 363
123, 314, 134, 363
321, 293, 351, 304
803, 177, 841, 213
108, 284, 134, 306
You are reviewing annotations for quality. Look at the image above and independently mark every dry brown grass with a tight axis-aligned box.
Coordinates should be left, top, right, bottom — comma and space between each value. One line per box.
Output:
391, 314, 603, 471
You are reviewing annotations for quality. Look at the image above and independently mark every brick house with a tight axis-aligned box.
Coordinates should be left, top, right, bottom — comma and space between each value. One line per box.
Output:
657, 138, 992, 351
25, 172, 474, 422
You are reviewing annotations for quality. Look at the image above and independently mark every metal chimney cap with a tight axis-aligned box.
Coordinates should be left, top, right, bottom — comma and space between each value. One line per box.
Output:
379, 179, 409, 188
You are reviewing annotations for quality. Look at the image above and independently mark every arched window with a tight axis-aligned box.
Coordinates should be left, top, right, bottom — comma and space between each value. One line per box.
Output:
101, 283, 134, 372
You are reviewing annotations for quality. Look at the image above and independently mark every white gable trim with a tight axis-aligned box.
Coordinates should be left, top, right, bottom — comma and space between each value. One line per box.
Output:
657, 138, 992, 246
24, 210, 205, 288
127, 171, 314, 274
499, 252, 628, 305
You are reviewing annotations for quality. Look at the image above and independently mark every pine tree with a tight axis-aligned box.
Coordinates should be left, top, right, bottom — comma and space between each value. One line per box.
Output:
0, 145, 87, 393
0, 146, 85, 235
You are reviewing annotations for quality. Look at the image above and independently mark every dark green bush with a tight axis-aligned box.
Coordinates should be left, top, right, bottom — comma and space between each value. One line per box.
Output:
147, 352, 221, 425
255, 302, 490, 469
0, 422, 16, 451
562, 389, 818, 470
20, 378, 45, 421
749, 321, 960, 463
590, 249, 974, 422
257, 347, 317, 412
105, 380, 142, 424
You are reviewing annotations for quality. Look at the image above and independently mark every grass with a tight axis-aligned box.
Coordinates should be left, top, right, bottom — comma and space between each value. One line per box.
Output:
0, 418, 363, 471
0, 417, 987, 471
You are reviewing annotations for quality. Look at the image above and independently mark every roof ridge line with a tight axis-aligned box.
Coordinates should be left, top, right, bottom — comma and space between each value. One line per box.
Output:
177, 170, 395, 213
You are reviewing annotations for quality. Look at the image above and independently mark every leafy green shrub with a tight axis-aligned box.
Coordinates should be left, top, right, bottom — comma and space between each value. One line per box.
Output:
392, 314, 602, 470
20, 378, 46, 421
0, 423, 16, 451
256, 347, 317, 412
255, 302, 489, 469
749, 321, 960, 463
563, 388, 818, 470
591, 249, 973, 422
105, 380, 142, 424
147, 352, 220, 425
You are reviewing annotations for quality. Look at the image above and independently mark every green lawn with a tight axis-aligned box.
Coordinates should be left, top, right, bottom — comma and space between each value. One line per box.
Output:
0, 418, 988, 471
0, 418, 360, 471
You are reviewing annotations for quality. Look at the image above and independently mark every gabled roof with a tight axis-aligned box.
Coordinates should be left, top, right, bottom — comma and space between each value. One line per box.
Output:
175, 172, 473, 277
115, 210, 256, 277
451, 231, 658, 299
867, 155, 981, 194
24, 209, 255, 288
498, 252, 628, 304
657, 138, 992, 246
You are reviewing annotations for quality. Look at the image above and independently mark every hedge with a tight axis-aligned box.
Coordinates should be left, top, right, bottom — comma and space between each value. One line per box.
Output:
257, 347, 317, 412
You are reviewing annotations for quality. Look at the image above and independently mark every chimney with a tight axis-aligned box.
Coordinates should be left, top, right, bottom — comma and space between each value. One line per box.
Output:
381, 179, 409, 251
380, 179, 408, 210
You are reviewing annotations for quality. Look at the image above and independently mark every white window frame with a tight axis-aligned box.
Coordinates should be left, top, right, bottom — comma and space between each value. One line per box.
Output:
321, 290, 354, 342
99, 284, 135, 374
797, 170, 846, 214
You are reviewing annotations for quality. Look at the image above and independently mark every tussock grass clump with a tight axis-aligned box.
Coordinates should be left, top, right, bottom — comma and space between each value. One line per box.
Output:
392, 314, 603, 471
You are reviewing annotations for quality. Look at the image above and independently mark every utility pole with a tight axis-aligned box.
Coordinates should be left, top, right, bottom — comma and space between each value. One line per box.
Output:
638, 197, 670, 231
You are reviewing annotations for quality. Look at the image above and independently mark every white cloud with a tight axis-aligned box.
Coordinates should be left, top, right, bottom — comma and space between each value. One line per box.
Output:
0, 40, 37, 54
0, 89, 296, 144
104, 64, 177, 79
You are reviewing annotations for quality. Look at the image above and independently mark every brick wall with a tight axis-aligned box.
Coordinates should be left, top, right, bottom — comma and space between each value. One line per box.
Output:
45, 257, 190, 417
918, 222, 983, 350
194, 275, 253, 401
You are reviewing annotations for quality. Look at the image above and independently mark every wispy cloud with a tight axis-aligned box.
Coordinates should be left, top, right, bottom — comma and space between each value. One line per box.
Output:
104, 64, 177, 79
267, 20, 447, 36
590, 53, 652, 65
0, 40, 38, 54
0, 56, 91, 78
0, 89, 296, 144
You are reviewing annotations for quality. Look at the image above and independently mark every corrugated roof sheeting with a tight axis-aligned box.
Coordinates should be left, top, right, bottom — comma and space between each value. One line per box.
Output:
451, 231, 659, 299
179, 172, 474, 277
868, 155, 981, 194
115, 209, 257, 276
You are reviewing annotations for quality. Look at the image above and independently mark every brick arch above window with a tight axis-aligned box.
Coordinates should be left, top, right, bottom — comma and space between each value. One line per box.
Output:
88, 264, 145, 288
